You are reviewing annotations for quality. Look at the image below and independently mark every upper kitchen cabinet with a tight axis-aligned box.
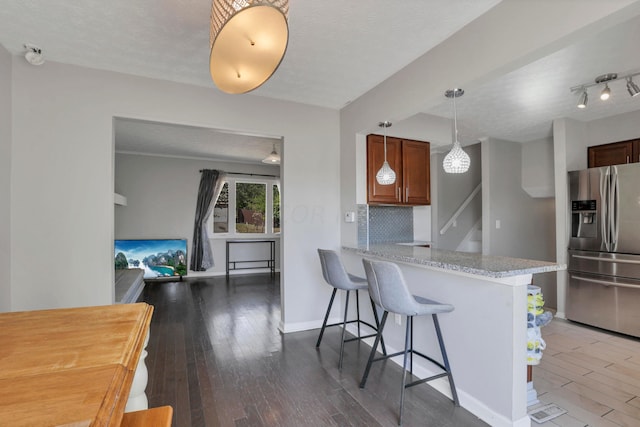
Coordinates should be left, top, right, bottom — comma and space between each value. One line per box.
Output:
588, 139, 640, 168
366, 134, 430, 205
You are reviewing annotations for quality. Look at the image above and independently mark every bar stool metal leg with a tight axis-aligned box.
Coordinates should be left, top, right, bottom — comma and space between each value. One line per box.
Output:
369, 298, 387, 356
356, 290, 361, 338
433, 313, 459, 406
409, 316, 414, 374
316, 288, 337, 348
399, 315, 412, 425
359, 311, 388, 388
338, 290, 351, 370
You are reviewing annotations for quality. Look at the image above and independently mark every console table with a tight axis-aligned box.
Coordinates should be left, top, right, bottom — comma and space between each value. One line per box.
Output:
0, 303, 154, 426
226, 239, 276, 278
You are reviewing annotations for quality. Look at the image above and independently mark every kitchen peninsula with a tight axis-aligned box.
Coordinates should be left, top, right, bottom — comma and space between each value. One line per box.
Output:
341, 244, 564, 427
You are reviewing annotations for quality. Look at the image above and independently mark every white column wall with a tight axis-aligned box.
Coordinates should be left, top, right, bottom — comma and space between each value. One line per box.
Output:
0, 46, 11, 312
10, 60, 340, 332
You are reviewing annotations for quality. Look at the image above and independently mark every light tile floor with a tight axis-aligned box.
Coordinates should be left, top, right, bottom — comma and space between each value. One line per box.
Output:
529, 318, 640, 427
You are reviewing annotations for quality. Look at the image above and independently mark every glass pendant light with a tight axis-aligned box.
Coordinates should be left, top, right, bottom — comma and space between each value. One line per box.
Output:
376, 121, 396, 185
443, 88, 470, 174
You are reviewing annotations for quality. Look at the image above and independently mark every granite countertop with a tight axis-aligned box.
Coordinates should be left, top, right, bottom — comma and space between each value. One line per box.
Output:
343, 244, 565, 278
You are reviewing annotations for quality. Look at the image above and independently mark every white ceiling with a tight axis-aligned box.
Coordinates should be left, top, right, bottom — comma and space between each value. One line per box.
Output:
2, 1, 640, 161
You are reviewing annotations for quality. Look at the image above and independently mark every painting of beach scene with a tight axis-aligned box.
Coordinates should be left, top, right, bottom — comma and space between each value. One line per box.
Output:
115, 239, 188, 278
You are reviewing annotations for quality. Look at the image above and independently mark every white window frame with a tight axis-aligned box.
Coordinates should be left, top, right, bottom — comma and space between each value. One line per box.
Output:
210, 176, 281, 238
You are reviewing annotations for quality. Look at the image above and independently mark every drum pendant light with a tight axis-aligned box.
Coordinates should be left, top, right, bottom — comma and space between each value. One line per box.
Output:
376, 121, 396, 185
209, 0, 289, 94
443, 88, 470, 174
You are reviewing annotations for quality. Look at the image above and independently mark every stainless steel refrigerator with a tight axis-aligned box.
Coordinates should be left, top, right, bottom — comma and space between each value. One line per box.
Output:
567, 163, 640, 338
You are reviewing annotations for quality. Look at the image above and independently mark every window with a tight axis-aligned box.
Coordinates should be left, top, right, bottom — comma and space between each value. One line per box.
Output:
212, 177, 280, 236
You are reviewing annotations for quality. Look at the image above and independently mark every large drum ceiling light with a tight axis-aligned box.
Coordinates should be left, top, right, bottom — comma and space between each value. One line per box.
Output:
210, 0, 289, 94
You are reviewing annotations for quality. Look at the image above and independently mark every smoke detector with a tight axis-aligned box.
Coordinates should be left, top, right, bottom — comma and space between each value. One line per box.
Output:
24, 43, 44, 66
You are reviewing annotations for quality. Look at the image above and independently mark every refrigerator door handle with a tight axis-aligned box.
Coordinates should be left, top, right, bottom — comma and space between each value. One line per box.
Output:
571, 274, 640, 290
599, 168, 610, 251
611, 170, 619, 249
571, 254, 640, 265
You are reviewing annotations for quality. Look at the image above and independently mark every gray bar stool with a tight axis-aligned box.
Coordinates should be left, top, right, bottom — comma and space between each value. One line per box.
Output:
360, 258, 459, 425
316, 249, 386, 370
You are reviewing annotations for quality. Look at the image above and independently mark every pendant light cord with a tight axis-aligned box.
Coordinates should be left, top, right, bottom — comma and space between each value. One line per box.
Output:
383, 124, 388, 160
453, 91, 458, 143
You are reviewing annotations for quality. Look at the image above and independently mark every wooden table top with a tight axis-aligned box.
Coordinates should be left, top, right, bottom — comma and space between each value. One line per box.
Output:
0, 303, 153, 427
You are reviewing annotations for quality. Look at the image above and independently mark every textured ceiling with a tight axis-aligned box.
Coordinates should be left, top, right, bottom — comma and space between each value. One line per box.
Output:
0, 0, 500, 109
2, 0, 640, 161
423, 13, 640, 144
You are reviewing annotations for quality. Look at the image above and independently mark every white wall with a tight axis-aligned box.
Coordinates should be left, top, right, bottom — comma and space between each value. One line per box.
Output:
115, 153, 281, 275
522, 137, 555, 198
587, 109, 640, 150
9, 60, 340, 332
0, 46, 11, 312
482, 138, 556, 262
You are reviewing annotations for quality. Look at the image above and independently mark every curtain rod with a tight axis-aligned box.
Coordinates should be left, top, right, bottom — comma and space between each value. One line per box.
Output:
199, 170, 279, 178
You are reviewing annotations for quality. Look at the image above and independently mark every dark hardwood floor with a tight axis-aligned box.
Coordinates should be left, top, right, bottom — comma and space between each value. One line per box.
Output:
140, 274, 487, 427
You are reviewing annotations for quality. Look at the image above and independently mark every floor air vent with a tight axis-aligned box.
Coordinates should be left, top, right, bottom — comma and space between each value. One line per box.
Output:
528, 403, 567, 424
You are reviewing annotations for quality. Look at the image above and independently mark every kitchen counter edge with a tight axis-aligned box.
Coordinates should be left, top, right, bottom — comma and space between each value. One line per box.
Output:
342, 245, 566, 278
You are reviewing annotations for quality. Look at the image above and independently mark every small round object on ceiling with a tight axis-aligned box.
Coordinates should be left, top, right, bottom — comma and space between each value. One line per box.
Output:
24, 43, 44, 66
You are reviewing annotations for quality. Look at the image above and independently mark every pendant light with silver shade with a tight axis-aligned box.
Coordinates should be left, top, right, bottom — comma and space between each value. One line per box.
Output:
209, 0, 289, 94
376, 121, 396, 185
262, 143, 281, 164
443, 88, 470, 174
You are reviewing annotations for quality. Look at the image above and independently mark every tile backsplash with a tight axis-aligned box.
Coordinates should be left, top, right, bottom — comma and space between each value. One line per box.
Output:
357, 204, 413, 245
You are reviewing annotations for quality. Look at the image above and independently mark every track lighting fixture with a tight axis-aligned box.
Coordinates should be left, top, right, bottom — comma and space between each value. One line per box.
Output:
571, 72, 640, 108
627, 77, 640, 97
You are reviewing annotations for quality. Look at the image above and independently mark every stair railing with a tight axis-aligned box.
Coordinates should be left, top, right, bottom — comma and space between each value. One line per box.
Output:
439, 183, 482, 235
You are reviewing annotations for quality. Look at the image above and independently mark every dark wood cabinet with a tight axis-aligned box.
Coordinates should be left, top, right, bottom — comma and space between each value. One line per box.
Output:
588, 139, 640, 168
366, 134, 430, 205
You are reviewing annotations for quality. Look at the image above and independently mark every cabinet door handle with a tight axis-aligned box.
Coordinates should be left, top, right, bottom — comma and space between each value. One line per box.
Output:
397, 187, 401, 201
405, 187, 409, 200
627, 155, 630, 164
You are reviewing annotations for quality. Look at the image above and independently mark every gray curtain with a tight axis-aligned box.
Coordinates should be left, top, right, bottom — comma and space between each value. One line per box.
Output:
190, 169, 223, 271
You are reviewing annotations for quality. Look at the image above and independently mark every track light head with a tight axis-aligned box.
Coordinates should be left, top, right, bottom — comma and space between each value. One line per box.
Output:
600, 84, 611, 100
627, 77, 640, 97
577, 90, 588, 109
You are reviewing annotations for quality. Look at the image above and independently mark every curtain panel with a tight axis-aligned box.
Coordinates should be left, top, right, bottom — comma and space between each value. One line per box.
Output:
190, 169, 225, 271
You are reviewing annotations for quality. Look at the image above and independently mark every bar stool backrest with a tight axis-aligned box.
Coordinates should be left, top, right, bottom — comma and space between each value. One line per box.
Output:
318, 249, 358, 291
363, 258, 421, 316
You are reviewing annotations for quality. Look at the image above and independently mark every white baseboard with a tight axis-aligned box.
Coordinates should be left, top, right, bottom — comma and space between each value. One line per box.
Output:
279, 316, 341, 334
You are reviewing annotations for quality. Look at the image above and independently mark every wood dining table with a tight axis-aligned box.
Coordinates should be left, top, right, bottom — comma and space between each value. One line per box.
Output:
0, 302, 153, 427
